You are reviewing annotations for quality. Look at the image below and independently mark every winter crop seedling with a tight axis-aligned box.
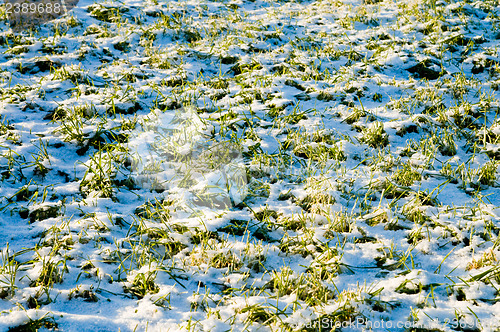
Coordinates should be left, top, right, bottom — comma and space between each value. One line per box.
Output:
1, 0, 500, 330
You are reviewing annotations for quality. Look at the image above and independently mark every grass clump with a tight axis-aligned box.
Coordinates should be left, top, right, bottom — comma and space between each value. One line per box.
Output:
477, 161, 497, 187
30, 260, 63, 287
7, 316, 58, 332
124, 271, 159, 299
466, 250, 497, 271
361, 122, 389, 148
392, 163, 422, 186
395, 279, 422, 295
88, 4, 126, 23
265, 267, 335, 306
326, 211, 354, 233
293, 144, 346, 162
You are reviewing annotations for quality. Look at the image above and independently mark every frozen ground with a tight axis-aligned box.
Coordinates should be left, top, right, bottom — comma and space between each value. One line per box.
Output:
1, 0, 500, 330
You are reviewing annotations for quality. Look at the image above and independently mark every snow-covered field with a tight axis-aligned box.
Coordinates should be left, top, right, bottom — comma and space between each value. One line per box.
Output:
1, 0, 500, 330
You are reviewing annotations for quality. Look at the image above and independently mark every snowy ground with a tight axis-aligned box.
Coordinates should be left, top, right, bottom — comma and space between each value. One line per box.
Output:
1, 0, 500, 330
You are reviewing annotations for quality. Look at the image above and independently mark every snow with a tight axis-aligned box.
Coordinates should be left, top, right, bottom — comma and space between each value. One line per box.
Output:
0, 0, 500, 330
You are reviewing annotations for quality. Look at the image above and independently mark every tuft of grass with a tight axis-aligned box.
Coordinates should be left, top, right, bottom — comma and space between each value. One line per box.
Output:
124, 271, 159, 299
393, 163, 422, 186
7, 316, 58, 332
361, 122, 389, 148
466, 250, 497, 271
30, 259, 63, 288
